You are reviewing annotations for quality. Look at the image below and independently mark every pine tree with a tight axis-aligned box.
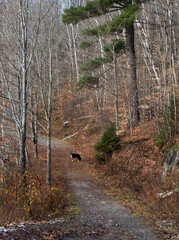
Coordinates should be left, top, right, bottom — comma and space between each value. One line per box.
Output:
94, 123, 119, 163
62, 0, 148, 124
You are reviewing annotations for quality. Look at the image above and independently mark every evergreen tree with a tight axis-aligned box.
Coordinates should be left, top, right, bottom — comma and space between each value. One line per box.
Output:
94, 123, 119, 163
62, 0, 148, 124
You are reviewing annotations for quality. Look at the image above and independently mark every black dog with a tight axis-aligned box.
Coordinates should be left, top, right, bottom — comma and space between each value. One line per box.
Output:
70, 152, 81, 162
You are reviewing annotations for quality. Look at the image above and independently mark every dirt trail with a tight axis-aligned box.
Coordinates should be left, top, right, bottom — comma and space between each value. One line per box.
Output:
50, 139, 158, 240
0, 138, 158, 240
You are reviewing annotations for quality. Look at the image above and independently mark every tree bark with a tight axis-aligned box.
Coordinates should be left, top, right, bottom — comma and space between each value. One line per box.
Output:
113, 54, 119, 131
46, 19, 53, 186
30, 86, 39, 161
126, 23, 140, 124
19, 0, 28, 176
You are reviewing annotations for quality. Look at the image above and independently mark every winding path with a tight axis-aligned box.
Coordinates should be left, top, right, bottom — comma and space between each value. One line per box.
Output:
50, 138, 158, 240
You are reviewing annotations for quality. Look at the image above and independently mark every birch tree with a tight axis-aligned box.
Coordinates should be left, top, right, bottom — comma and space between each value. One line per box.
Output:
0, 0, 44, 176
33, 0, 63, 185
30, 78, 39, 161
135, 0, 178, 125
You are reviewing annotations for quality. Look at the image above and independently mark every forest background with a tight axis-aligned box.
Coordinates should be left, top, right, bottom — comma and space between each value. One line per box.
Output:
0, 0, 178, 239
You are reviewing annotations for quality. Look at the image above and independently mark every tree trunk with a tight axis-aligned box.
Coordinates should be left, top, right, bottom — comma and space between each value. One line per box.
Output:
30, 87, 38, 161
113, 54, 119, 131
66, 24, 74, 91
19, 0, 28, 176
46, 27, 52, 185
71, 24, 79, 82
126, 23, 140, 124
46, 113, 51, 185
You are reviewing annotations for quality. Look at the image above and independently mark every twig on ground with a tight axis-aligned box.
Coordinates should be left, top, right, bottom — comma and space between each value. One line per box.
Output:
157, 188, 178, 198
62, 125, 89, 141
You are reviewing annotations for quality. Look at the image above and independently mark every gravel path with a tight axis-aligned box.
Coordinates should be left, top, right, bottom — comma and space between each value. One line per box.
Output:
51, 139, 158, 240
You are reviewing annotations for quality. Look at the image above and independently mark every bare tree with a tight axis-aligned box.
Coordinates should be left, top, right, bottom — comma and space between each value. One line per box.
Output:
0, 0, 45, 175
33, 0, 64, 185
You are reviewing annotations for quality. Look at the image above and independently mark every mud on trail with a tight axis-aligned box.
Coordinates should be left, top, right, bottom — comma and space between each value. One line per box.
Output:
0, 138, 158, 240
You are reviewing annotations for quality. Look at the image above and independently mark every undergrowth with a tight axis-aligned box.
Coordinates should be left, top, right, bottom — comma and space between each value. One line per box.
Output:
155, 96, 178, 148
0, 168, 71, 225
0, 144, 73, 226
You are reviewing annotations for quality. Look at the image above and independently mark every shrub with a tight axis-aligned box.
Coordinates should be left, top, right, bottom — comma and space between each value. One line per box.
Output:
94, 123, 119, 163
0, 170, 70, 224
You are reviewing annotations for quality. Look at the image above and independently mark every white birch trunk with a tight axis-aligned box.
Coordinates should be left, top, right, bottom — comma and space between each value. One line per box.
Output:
66, 24, 75, 91
46, 31, 52, 185
71, 23, 79, 82
19, 0, 28, 176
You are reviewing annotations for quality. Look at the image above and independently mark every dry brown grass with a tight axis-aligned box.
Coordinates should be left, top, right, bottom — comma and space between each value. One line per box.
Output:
68, 120, 179, 239
0, 144, 72, 226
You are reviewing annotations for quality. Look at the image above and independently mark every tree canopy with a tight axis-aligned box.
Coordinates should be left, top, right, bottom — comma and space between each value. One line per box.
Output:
62, 0, 145, 26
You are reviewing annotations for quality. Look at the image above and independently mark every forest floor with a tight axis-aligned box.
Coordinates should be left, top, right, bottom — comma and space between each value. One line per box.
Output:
0, 137, 159, 240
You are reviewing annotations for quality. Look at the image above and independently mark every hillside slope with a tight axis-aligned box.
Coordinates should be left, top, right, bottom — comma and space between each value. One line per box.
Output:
61, 120, 178, 239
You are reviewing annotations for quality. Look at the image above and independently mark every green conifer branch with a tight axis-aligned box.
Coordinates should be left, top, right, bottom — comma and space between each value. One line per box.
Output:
80, 58, 108, 72
104, 39, 125, 60
80, 41, 92, 49
114, 4, 140, 28
62, 0, 128, 24
81, 4, 140, 37
77, 75, 99, 89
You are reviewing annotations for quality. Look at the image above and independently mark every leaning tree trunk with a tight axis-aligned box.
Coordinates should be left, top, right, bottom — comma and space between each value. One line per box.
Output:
126, 23, 140, 125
